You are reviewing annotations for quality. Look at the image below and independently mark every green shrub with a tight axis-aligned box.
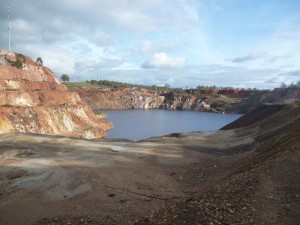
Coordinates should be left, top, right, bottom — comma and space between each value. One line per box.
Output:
12, 54, 25, 69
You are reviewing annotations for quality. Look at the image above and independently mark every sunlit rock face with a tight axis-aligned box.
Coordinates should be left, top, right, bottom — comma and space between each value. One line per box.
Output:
0, 50, 112, 139
74, 87, 165, 110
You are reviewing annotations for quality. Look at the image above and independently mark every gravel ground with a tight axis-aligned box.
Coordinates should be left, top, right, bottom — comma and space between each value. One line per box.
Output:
0, 104, 299, 225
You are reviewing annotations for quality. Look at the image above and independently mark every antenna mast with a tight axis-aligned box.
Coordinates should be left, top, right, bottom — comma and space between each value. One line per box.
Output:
7, 5, 11, 52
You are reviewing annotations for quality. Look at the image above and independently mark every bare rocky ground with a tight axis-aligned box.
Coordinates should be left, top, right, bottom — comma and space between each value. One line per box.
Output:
0, 104, 299, 225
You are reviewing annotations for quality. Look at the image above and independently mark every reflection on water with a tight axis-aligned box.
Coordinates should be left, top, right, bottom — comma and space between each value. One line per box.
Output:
100, 109, 242, 141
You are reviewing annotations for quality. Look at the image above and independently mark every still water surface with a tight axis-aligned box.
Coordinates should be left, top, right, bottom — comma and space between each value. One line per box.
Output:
101, 109, 242, 141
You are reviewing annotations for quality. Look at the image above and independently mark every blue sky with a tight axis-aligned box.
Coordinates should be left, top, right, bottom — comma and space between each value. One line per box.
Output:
0, 0, 299, 89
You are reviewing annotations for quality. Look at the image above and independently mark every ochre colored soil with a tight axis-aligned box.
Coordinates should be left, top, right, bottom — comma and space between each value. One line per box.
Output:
0, 104, 299, 225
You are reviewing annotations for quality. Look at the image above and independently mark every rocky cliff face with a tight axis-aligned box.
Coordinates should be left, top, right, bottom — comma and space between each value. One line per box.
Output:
72, 86, 165, 110
66, 81, 300, 114
162, 93, 211, 111
162, 89, 273, 113
67, 84, 261, 113
0, 50, 112, 138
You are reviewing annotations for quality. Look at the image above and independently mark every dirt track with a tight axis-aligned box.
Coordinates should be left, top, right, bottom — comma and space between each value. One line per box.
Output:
0, 104, 299, 225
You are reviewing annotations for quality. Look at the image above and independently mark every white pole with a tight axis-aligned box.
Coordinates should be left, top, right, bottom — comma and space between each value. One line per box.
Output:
7, 6, 11, 52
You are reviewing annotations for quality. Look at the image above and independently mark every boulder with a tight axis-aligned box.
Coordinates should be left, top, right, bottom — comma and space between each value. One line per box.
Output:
5, 52, 16, 63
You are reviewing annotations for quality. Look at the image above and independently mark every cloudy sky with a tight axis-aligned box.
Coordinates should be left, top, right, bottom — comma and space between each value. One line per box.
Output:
0, 0, 300, 89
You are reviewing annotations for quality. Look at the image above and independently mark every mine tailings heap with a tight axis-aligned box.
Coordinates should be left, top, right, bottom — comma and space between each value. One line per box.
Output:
0, 50, 112, 139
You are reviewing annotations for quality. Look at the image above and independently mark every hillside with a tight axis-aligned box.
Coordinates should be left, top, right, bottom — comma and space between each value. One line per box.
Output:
0, 51, 112, 138
65, 81, 300, 113
68, 84, 164, 110
0, 103, 299, 225
221, 104, 284, 129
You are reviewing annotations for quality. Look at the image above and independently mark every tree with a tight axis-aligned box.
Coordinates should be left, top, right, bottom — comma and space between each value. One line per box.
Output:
280, 82, 287, 88
61, 74, 70, 82
36, 57, 43, 67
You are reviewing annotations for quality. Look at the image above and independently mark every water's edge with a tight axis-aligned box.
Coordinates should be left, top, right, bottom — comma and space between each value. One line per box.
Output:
100, 109, 242, 141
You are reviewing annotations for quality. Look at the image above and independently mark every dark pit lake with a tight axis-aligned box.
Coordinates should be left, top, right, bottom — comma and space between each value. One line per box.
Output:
100, 109, 242, 141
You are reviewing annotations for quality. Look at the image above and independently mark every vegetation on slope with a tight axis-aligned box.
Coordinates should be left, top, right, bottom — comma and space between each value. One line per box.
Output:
64, 80, 300, 113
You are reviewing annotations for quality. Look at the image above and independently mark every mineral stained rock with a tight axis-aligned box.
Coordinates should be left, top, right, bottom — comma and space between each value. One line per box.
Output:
0, 50, 112, 139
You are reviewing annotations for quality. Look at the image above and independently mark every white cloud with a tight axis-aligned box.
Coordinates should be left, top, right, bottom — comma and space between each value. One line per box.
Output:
279, 31, 300, 39
279, 69, 300, 77
92, 31, 116, 45
0, 0, 196, 78
231, 51, 267, 63
177, 0, 201, 23
19, 44, 76, 75
41, 32, 63, 43
10, 0, 199, 34
136, 40, 185, 53
265, 68, 300, 87
110, 10, 157, 33
142, 52, 186, 69
112, 62, 140, 71
137, 41, 154, 53
266, 76, 289, 84
0, 0, 299, 89
268, 55, 291, 63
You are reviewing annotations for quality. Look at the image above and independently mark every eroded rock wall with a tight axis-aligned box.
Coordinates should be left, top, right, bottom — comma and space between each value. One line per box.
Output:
0, 51, 111, 138
162, 94, 211, 111
75, 87, 165, 110
67, 81, 299, 114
